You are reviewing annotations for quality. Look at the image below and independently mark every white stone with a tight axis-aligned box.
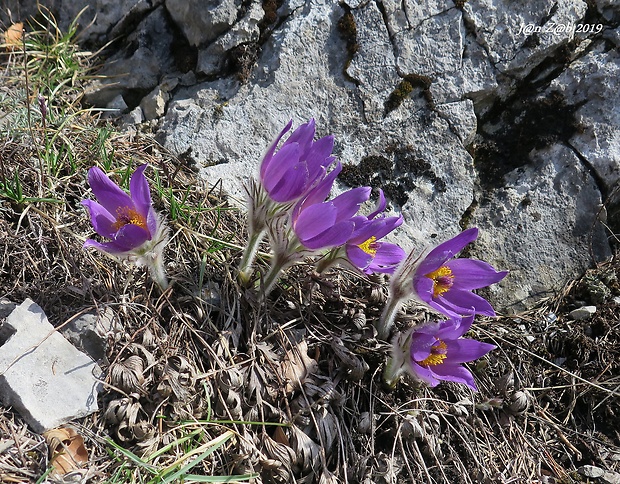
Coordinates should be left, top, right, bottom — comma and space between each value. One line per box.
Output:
578, 465, 605, 478
569, 305, 597, 321
59, 307, 121, 363
141, 86, 170, 120
0, 299, 102, 433
551, 48, 620, 191
346, 1, 400, 123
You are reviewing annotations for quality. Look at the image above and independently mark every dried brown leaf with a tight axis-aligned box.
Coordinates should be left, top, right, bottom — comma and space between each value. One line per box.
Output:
259, 431, 296, 482
43, 427, 88, 476
280, 340, 318, 394
289, 425, 320, 474
319, 468, 341, 484
316, 410, 338, 452
160, 355, 196, 401
3, 23, 23, 51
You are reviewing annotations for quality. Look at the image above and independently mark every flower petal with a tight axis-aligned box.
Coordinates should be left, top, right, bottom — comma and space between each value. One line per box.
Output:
345, 244, 373, 271
367, 189, 387, 220
367, 243, 406, 274
408, 361, 441, 387
447, 258, 508, 290
113, 224, 150, 251
294, 203, 338, 241
81, 200, 117, 238
410, 332, 437, 362
129, 165, 150, 212
430, 363, 478, 391
413, 276, 435, 303
262, 143, 303, 193
292, 162, 341, 219
301, 220, 355, 250
83, 238, 130, 255
416, 228, 478, 276
88, 166, 134, 216
444, 339, 496, 364
304, 135, 335, 180
439, 289, 496, 316
435, 314, 474, 340
269, 162, 311, 202
331, 187, 371, 222
260, 120, 293, 179
284, 118, 315, 147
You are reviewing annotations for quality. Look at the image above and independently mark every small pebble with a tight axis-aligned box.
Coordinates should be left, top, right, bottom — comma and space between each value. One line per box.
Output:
578, 465, 605, 478
545, 312, 557, 324
602, 470, 620, 484
569, 305, 596, 320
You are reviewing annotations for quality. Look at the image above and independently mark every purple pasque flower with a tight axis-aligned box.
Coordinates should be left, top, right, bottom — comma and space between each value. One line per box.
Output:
260, 118, 337, 203
82, 164, 169, 288
345, 190, 405, 274
82, 164, 158, 254
292, 185, 372, 250
240, 119, 338, 284
412, 228, 508, 318
402, 314, 496, 391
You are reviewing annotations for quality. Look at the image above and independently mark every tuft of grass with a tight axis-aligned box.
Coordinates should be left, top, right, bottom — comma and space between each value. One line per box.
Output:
106, 431, 257, 483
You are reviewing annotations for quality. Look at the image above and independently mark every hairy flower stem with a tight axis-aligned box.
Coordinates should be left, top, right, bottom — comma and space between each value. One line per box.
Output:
314, 247, 343, 274
377, 296, 404, 340
238, 229, 266, 285
260, 251, 295, 297
383, 354, 404, 389
147, 255, 169, 290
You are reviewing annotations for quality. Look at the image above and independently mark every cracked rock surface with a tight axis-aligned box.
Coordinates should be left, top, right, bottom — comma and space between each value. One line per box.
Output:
16, 0, 620, 311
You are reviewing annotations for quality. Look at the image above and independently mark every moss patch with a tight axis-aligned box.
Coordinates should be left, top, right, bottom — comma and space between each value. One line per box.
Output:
340, 145, 446, 207
474, 91, 583, 190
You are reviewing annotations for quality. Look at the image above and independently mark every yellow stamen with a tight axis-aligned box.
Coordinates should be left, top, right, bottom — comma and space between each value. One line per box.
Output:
418, 340, 448, 366
425, 265, 454, 298
112, 206, 147, 231
358, 236, 377, 256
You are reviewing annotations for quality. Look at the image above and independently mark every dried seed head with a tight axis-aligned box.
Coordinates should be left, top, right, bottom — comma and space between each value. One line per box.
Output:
109, 355, 146, 393
357, 412, 374, 434
351, 310, 367, 329
400, 414, 425, 440
507, 390, 530, 415
495, 372, 515, 396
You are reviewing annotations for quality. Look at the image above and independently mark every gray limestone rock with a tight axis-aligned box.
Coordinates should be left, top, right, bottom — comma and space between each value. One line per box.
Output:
569, 305, 597, 320
196, 1, 264, 77
165, 0, 241, 47
463, 0, 588, 77
345, 1, 400, 123
469, 144, 611, 312
0, 299, 103, 433
83, 6, 175, 107
59, 306, 121, 362
550, 47, 620, 191
141, 85, 170, 120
